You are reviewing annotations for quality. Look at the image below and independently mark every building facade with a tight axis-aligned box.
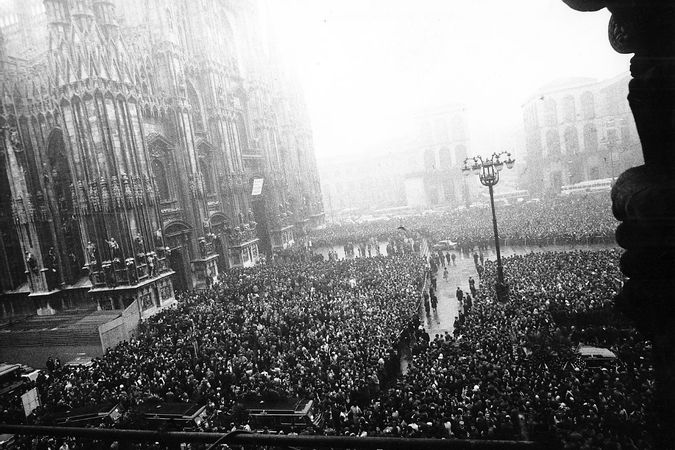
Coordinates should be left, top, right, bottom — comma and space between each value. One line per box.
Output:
404, 104, 471, 208
319, 104, 472, 217
319, 147, 408, 219
0, 0, 324, 319
522, 74, 644, 195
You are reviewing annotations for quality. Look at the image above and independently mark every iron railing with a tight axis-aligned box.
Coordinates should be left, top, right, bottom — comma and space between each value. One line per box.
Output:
0, 424, 545, 449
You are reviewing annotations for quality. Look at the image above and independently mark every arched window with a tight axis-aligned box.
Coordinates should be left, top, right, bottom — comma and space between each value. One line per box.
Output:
523, 104, 539, 131
546, 130, 560, 155
438, 147, 452, 169
526, 132, 543, 157
151, 159, 170, 201
581, 91, 595, 120
583, 123, 598, 152
544, 98, 558, 127
188, 82, 204, 134
199, 159, 215, 195
423, 148, 435, 170
562, 95, 576, 123
564, 126, 579, 154
454, 144, 467, 163
235, 113, 248, 153
620, 118, 632, 143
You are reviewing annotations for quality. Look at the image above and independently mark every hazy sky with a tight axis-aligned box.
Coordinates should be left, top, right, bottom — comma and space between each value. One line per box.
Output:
268, 0, 631, 161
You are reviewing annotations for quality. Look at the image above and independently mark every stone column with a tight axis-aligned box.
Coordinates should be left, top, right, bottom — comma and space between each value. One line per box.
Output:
563, 0, 675, 446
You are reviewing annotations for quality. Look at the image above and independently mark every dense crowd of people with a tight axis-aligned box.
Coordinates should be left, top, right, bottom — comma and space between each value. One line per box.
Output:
310, 194, 615, 250
24, 255, 427, 434
2, 211, 654, 448
380, 249, 653, 448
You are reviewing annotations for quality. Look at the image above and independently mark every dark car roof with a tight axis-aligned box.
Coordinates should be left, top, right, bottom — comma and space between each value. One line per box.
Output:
53, 403, 119, 422
139, 402, 204, 418
243, 398, 310, 414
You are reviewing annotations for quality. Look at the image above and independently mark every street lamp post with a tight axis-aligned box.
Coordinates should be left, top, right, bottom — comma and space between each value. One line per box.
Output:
461, 152, 515, 302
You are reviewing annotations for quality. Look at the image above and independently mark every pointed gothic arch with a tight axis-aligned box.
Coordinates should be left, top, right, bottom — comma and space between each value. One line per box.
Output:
45, 128, 84, 285
147, 134, 176, 202
438, 147, 452, 169
423, 148, 436, 171
187, 80, 205, 134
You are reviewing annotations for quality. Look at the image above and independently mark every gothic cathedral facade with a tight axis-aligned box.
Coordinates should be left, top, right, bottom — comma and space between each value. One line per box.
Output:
0, 0, 324, 318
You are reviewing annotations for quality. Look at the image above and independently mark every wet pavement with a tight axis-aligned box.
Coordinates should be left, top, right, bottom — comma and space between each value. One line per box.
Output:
422, 252, 476, 339
421, 242, 618, 337
313, 240, 617, 375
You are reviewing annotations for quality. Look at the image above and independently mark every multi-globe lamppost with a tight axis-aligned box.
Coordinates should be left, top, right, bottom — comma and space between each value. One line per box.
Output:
461, 152, 515, 302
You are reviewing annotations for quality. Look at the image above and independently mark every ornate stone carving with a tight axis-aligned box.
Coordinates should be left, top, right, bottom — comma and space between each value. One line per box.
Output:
111, 176, 123, 209
8, 127, 22, 152
562, 0, 675, 444
25, 251, 38, 274
100, 178, 111, 212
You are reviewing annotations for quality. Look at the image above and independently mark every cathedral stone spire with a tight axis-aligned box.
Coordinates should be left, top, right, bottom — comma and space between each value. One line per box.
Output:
69, 0, 95, 36
43, 0, 70, 43
93, 0, 118, 40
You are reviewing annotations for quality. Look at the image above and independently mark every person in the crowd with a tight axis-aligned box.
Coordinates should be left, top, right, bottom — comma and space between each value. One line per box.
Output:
309, 194, 614, 252
9, 194, 652, 449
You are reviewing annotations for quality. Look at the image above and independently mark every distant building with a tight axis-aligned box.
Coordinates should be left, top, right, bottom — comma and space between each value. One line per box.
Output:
404, 104, 472, 208
319, 148, 408, 219
522, 73, 643, 195
319, 104, 473, 216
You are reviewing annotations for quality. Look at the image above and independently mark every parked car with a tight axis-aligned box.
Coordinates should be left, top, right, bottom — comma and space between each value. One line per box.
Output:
138, 402, 210, 431
432, 240, 458, 251
52, 403, 121, 426
577, 344, 617, 368
242, 398, 323, 432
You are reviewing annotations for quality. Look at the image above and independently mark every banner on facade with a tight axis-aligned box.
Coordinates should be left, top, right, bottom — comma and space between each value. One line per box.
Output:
21, 388, 40, 417
252, 178, 264, 196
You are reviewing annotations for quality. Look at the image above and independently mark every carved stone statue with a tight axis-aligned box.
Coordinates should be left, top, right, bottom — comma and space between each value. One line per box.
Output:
106, 237, 121, 259
9, 127, 21, 151
25, 251, 38, 274
199, 237, 207, 258
155, 229, 163, 248
562, 0, 675, 444
87, 241, 98, 265
134, 234, 144, 253
46, 247, 57, 273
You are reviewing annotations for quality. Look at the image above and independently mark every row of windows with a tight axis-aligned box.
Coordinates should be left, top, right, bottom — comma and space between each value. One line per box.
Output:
423, 145, 467, 171
542, 91, 596, 127
529, 120, 632, 157
151, 157, 219, 202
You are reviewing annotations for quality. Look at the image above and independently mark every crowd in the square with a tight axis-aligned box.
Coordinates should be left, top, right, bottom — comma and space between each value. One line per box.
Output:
1, 191, 654, 449
19, 254, 426, 436
8, 248, 652, 449
379, 249, 652, 448
310, 194, 615, 251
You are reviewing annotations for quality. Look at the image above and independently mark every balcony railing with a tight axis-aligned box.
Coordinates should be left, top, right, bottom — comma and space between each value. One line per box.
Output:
0, 425, 543, 449
89, 253, 169, 288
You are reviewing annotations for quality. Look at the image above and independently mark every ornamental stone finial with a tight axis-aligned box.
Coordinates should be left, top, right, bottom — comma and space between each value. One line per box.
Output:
563, 0, 675, 445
